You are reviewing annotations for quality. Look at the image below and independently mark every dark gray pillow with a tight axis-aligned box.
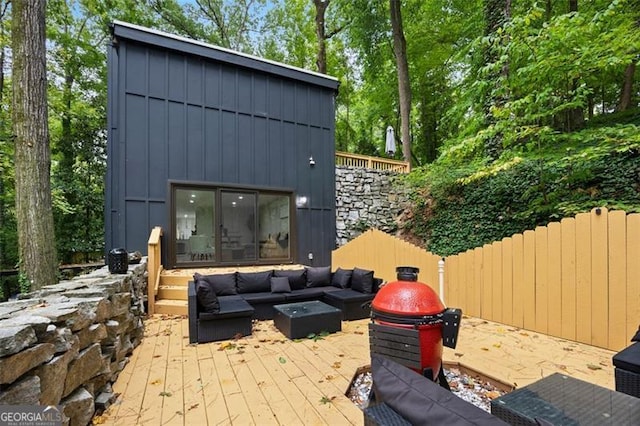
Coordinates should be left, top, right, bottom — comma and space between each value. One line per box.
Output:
274, 269, 307, 290
371, 354, 506, 426
237, 270, 273, 293
351, 267, 374, 293
306, 266, 331, 288
270, 276, 291, 293
195, 272, 237, 296
195, 279, 220, 313
331, 268, 353, 288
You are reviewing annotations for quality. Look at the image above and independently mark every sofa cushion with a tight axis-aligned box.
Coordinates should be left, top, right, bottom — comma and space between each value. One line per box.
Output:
194, 272, 237, 296
271, 277, 291, 293
351, 267, 374, 293
274, 269, 307, 290
371, 354, 506, 426
323, 289, 374, 303
284, 288, 326, 302
306, 266, 331, 288
195, 279, 220, 313
331, 268, 353, 288
199, 298, 254, 321
241, 291, 286, 304
613, 342, 640, 374
237, 270, 273, 294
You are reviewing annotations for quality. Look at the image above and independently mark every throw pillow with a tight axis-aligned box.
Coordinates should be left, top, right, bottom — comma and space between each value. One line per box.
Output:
305, 266, 331, 288
237, 270, 273, 293
195, 272, 237, 296
331, 267, 353, 288
270, 277, 291, 293
274, 269, 307, 290
195, 278, 220, 313
351, 267, 374, 293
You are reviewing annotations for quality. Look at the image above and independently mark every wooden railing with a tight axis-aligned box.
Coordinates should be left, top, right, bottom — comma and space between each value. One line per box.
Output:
336, 151, 410, 173
332, 208, 640, 352
147, 226, 163, 315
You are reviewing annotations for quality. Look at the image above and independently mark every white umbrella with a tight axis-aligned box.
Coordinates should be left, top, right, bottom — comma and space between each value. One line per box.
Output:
385, 126, 396, 156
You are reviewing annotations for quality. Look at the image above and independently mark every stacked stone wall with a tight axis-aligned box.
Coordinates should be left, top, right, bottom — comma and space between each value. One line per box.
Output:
335, 166, 410, 246
0, 261, 147, 425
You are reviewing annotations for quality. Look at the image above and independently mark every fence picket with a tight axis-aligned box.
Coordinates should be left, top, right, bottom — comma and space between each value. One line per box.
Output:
591, 208, 609, 348
548, 222, 562, 338
560, 218, 577, 341
575, 212, 592, 345
608, 210, 626, 350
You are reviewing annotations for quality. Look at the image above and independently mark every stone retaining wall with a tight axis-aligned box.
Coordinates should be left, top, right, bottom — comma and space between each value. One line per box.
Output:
0, 261, 146, 425
336, 166, 409, 246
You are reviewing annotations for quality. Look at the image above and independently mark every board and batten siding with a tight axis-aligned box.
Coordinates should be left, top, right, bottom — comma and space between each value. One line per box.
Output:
107, 22, 338, 267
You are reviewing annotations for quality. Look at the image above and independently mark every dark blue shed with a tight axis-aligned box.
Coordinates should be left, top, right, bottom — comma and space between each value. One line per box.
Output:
106, 21, 339, 268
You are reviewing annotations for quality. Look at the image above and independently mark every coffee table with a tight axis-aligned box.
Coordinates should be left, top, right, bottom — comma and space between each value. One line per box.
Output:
491, 373, 640, 425
273, 300, 342, 339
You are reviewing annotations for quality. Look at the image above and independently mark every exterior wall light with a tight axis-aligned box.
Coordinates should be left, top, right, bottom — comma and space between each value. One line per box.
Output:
309, 156, 316, 166
296, 196, 309, 208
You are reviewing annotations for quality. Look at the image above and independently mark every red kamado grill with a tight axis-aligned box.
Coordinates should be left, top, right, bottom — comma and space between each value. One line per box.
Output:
369, 266, 461, 388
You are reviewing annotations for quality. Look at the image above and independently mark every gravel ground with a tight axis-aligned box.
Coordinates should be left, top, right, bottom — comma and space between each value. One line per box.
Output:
347, 367, 508, 413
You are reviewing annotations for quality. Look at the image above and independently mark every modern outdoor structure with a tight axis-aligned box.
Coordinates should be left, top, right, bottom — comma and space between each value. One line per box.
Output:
106, 21, 340, 268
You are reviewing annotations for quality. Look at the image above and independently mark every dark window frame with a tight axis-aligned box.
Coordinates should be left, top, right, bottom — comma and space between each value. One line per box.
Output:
168, 180, 296, 268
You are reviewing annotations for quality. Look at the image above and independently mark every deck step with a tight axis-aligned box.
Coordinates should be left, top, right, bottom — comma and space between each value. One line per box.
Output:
154, 299, 187, 316
157, 285, 188, 300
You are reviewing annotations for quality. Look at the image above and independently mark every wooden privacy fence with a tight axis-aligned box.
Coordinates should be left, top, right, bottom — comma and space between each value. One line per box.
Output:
332, 229, 442, 294
331, 208, 640, 352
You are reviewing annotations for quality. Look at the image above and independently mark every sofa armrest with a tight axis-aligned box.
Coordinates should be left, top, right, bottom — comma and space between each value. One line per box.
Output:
373, 278, 383, 293
188, 280, 198, 344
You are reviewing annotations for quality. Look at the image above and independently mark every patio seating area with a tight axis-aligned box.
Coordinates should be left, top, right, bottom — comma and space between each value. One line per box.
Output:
98, 314, 616, 425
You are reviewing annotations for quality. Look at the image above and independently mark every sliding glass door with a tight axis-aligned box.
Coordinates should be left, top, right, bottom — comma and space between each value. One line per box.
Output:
220, 191, 257, 262
171, 183, 293, 267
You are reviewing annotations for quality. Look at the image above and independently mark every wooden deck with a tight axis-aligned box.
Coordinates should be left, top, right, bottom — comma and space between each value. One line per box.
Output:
99, 315, 616, 425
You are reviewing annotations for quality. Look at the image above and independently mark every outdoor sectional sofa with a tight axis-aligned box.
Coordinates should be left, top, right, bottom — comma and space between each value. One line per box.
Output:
188, 266, 382, 343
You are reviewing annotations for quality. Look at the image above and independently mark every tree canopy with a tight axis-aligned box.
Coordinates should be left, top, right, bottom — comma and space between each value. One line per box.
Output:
0, 0, 638, 296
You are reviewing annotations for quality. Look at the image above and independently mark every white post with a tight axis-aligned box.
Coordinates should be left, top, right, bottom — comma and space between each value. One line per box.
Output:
438, 258, 445, 305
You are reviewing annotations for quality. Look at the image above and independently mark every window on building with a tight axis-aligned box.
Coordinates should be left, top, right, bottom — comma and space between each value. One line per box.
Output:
171, 183, 292, 267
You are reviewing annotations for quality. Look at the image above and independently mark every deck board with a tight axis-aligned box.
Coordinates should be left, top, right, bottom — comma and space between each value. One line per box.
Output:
102, 315, 616, 425
180, 319, 208, 426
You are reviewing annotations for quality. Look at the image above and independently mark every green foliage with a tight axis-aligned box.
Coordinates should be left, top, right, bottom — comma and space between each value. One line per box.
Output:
405, 123, 640, 256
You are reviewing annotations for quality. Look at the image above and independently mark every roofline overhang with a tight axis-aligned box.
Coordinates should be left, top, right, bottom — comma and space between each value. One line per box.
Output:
110, 20, 340, 92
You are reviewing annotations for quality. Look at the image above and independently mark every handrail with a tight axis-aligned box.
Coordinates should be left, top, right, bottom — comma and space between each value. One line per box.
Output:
336, 151, 409, 173
147, 226, 163, 315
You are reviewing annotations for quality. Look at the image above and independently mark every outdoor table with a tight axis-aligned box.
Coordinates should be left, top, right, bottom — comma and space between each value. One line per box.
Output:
273, 300, 341, 339
491, 373, 640, 425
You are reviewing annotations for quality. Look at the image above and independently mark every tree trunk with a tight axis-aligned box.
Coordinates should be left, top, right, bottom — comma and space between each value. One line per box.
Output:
566, 0, 584, 131
389, 0, 412, 169
617, 62, 637, 112
483, 0, 511, 160
312, 0, 329, 74
12, 0, 59, 290
0, 43, 4, 272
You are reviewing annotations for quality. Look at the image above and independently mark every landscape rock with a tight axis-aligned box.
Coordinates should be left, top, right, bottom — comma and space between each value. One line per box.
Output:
0, 261, 146, 421
42, 326, 79, 353
0, 325, 37, 357
0, 343, 55, 385
36, 347, 78, 405
0, 375, 40, 405
63, 343, 103, 398
61, 387, 94, 426
0, 315, 52, 338
76, 323, 107, 350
